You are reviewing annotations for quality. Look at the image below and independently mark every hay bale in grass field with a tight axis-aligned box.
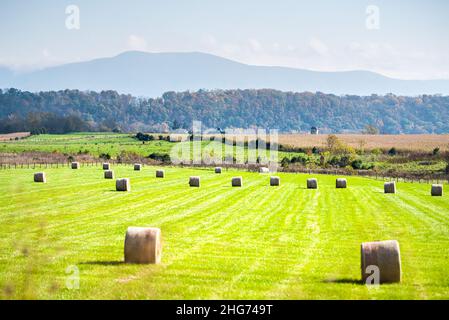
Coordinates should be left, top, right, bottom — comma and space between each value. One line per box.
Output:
270, 176, 280, 186
102, 163, 110, 170
124, 227, 161, 264
71, 162, 79, 169
259, 167, 269, 173
307, 178, 318, 189
431, 184, 443, 196
189, 176, 200, 187
156, 170, 165, 178
336, 178, 347, 188
34, 172, 46, 183
116, 178, 130, 191
232, 176, 243, 187
104, 170, 114, 179
215, 167, 222, 174
384, 181, 396, 194
134, 163, 142, 171
361, 240, 401, 284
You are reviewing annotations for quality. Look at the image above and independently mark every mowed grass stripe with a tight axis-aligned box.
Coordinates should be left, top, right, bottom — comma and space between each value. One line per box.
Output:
0, 168, 448, 299
344, 181, 447, 299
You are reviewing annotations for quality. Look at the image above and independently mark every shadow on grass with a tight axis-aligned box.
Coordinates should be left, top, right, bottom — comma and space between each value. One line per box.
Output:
80, 260, 124, 266
323, 278, 363, 285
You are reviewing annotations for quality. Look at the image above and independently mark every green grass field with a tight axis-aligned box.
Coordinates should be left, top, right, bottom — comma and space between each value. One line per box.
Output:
0, 133, 175, 157
0, 132, 292, 163
0, 165, 448, 299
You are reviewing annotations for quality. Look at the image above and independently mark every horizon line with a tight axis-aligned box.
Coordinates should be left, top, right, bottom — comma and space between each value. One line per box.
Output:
2, 50, 449, 82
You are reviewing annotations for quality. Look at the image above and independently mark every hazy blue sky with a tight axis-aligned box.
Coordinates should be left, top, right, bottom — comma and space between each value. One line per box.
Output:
0, 0, 448, 79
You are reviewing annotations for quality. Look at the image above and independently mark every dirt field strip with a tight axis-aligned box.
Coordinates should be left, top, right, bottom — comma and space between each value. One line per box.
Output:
279, 134, 449, 151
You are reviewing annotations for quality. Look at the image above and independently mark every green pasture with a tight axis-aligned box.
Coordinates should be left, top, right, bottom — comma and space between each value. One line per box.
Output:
0, 165, 448, 299
0, 132, 291, 162
0, 132, 173, 157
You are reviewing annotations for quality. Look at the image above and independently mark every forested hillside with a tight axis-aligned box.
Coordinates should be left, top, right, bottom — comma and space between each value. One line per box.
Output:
1, 88, 448, 134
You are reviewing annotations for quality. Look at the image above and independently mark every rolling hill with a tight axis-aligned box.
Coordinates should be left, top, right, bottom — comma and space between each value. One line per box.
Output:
2, 51, 449, 96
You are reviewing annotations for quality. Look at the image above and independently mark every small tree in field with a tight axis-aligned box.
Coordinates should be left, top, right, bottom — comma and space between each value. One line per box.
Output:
388, 147, 397, 156
444, 152, 449, 175
326, 134, 340, 152
363, 125, 380, 135
326, 134, 355, 155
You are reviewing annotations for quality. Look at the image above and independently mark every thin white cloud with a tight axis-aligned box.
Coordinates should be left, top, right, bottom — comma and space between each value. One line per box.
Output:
199, 34, 449, 80
2, 48, 66, 72
127, 34, 148, 51
308, 38, 329, 57
42, 48, 51, 58
248, 38, 262, 52
203, 35, 218, 47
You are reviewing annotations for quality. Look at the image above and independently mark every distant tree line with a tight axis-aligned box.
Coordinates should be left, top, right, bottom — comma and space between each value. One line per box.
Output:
1, 88, 449, 134
0, 112, 92, 134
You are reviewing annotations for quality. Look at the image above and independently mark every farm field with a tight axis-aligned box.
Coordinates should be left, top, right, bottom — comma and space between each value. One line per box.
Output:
4, 133, 449, 156
0, 133, 174, 157
0, 132, 31, 141
0, 165, 448, 299
279, 134, 449, 151
0, 132, 290, 163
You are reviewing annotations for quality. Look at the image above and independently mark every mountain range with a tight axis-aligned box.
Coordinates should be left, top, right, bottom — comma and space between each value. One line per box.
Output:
1, 51, 448, 97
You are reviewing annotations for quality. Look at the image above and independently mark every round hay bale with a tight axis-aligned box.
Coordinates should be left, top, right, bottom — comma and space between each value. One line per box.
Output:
102, 163, 110, 170
116, 178, 130, 191
259, 167, 270, 173
307, 178, 318, 189
34, 172, 46, 183
215, 167, 222, 174
232, 176, 243, 187
71, 162, 80, 169
270, 176, 280, 186
189, 176, 200, 187
134, 163, 142, 171
384, 181, 396, 194
104, 170, 114, 179
336, 178, 347, 188
124, 227, 162, 264
431, 184, 443, 196
156, 170, 165, 178
361, 240, 401, 284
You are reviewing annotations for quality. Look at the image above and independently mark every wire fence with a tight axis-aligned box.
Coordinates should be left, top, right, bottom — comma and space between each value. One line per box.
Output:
1, 160, 447, 185
0, 160, 141, 170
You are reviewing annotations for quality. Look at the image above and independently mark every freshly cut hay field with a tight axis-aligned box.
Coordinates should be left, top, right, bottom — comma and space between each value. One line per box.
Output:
279, 134, 449, 151
0, 166, 448, 299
